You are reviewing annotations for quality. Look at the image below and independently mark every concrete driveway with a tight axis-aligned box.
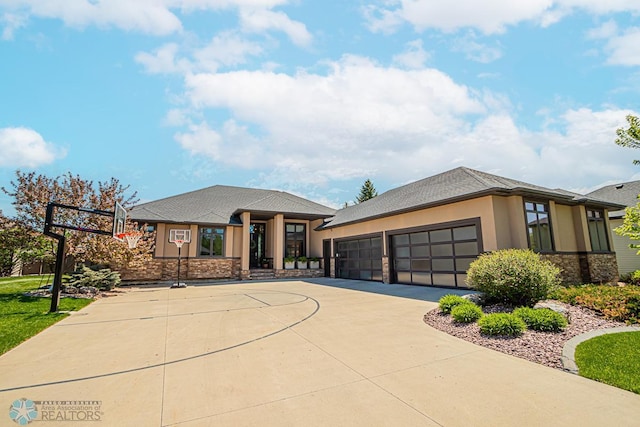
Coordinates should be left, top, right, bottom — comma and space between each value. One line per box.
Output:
1, 278, 639, 426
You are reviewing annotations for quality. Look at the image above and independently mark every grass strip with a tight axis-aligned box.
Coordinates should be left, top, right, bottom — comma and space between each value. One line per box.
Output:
575, 331, 640, 394
0, 275, 93, 355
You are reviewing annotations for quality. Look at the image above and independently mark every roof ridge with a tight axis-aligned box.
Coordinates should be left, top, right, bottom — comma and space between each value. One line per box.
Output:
132, 184, 223, 209
239, 191, 280, 209
459, 167, 502, 188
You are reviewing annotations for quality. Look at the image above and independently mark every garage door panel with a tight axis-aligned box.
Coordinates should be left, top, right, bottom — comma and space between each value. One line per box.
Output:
391, 223, 480, 289
411, 245, 429, 257
336, 236, 383, 282
455, 242, 478, 256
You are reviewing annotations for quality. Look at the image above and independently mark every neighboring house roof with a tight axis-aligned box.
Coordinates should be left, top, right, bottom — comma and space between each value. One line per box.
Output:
320, 167, 625, 230
586, 180, 640, 218
129, 185, 336, 225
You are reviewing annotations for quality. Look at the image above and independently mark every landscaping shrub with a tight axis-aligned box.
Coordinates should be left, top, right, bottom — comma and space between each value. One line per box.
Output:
466, 249, 561, 307
551, 285, 640, 324
66, 266, 121, 291
478, 313, 526, 337
630, 270, 640, 285
512, 307, 567, 332
451, 303, 483, 323
438, 294, 469, 314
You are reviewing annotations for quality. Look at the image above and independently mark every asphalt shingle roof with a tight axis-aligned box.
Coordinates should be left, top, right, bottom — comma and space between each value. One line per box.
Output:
129, 185, 336, 225
586, 180, 640, 218
320, 167, 624, 229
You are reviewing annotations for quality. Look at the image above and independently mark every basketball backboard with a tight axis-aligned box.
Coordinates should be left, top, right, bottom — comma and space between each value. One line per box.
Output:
169, 229, 191, 243
113, 202, 127, 241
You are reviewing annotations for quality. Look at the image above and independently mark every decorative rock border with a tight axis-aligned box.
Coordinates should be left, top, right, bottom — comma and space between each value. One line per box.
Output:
561, 326, 640, 374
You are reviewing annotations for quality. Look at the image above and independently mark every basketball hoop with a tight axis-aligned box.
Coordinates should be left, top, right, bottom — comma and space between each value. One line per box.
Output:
174, 239, 184, 249
117, 231, 143, 249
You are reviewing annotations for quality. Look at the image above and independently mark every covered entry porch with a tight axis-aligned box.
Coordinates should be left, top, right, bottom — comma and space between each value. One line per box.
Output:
237, 211, 326, 280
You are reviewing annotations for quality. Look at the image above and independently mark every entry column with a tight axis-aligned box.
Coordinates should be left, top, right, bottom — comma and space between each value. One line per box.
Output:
241, 211, 251, 278
274, 214, 284, 270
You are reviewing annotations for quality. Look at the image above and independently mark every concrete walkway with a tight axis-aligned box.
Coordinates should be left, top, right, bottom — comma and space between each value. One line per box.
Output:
1, 278, 639, 426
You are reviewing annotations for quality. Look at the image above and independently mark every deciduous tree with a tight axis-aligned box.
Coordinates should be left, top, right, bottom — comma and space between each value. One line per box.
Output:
1, 171, 154, 270
614, 114, 640, 249
615, 114, 640, 164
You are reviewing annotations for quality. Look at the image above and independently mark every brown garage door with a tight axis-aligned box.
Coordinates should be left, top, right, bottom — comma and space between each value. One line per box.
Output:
335, 236, 383, 281
391, 224, 480, 288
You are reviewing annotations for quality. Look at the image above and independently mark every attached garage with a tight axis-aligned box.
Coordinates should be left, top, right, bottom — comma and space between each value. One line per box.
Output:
335, 235, 383, 281
389, 221, 482, 288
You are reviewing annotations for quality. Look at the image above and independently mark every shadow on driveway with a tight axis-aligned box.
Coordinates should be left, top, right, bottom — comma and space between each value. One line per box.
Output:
128, 277, 475, 303
302, 277, 474, 303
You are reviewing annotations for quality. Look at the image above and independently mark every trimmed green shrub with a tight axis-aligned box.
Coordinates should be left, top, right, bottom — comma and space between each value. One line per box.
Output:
438, 294, 469, 314
512, 307, 567, 332
467, 249, 561, 307
478, 313, 526, 337
451, 303, 483, 323
66, 266, 121, 291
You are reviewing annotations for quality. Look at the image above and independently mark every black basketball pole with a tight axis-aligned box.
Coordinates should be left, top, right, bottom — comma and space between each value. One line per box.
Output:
43, 202, 115, 313
176, 244, 182, 286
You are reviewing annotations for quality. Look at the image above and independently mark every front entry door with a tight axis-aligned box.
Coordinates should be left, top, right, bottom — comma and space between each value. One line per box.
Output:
250, 223, 266, 268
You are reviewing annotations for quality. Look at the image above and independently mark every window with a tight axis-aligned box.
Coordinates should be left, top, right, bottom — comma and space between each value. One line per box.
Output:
285, 223, 306, 257
199, 227, 225, 256
587, 209, 609, 251
525, 201, 553, 251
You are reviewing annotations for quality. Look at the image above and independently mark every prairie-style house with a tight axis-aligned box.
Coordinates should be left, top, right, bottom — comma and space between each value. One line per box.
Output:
126, 167, 624, 287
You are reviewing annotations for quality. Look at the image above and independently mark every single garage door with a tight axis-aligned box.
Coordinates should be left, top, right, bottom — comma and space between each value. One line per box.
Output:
335, 236, 383, 281
391, 224, 480, 288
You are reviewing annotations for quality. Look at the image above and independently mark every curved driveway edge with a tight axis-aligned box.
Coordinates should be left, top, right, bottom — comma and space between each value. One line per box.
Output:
562, 326, 640, 374
2, 278, 640, 426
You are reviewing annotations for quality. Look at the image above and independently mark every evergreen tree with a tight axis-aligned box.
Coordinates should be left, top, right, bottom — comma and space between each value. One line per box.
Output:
356, 179, 378, 204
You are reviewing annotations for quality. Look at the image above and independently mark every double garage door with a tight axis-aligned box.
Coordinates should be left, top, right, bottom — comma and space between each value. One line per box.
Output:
390, 224, 480, 288
334, 223, 480, 288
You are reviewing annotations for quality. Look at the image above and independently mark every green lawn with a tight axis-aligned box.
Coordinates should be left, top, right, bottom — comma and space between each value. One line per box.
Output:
575, 331, 640, 394
0, 275, 93, 355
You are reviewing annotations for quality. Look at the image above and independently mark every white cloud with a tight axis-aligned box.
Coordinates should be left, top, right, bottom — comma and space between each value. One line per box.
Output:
174, 122, 223, 160
169, 55, 637, 191
136, 32, 264, 74
0, 127, 65, 167
586, 20, 618, 40
392, 39, 430, 69
365, 0, 554, 35
0, 0, 304, 39
451, 32, 502, 63
605, 28, 640, 66
0, 0, 183, 35
1, 11, 27, 40
239, 8, 312, 47
193, 31, 264, 71
135, 43, 189, 74
364, 0, 640, 35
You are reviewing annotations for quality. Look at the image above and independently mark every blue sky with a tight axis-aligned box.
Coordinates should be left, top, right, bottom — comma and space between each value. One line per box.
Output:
1, 1, 639, 215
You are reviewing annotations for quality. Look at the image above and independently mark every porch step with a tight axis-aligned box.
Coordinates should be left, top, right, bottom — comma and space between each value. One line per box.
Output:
248, 269, 276, 280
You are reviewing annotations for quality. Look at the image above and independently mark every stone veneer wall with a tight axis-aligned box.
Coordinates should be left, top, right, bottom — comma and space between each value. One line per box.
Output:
586, 253, 618, 283
119, 258, 241, 281
539, 253, 618, 284
382, 256, 390, 284
274, 269, 324, 279
539, 253, 583, 284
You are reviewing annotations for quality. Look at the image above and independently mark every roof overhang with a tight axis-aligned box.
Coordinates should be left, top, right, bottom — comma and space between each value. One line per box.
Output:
318, 187, 627, 230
